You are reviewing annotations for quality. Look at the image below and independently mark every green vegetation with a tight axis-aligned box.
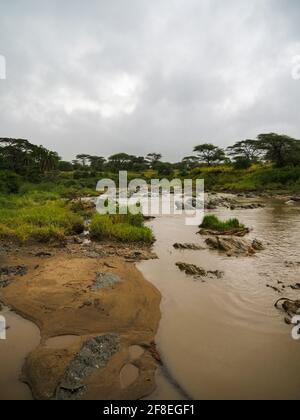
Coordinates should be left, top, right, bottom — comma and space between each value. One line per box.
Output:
201, 215, 245, 232
90, 212, 154, 243
1, 132, 300, 246
0, 194, 84, 244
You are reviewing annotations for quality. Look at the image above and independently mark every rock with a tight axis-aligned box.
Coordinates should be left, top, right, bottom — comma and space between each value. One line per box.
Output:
234, 203, 265, 210
252, 239, 264, 251
0, 265, 28, 277
0, 278, 10, 289
91, 272, 121, 291
73, 236, 84, 245
0, 265, 28, 288
176, 262, 206, 277
34, 252, 53, 258
207, 270, 224, 279
199, 228, 250, 237
266, 284, 281, 293
290, 283, 300, 290
284, 317, 292, 325
275, 298, 300, 317
176, 262, 224, 279
205, 236, 263, 256
56, 334, 120, 400
173, 243, 205, 250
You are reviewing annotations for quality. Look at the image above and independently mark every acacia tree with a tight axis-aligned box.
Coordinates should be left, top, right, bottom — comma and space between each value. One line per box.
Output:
107, 153, 137, 171
76, 154, 90, 167
227, 139, 262, 162
256, 133, 300, 167
146, 153, 162, 168
88, 156, 106, 171
193, 144, 225, 166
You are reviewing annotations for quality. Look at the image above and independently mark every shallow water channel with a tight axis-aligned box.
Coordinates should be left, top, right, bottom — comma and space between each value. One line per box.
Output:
138, 198, 300, 400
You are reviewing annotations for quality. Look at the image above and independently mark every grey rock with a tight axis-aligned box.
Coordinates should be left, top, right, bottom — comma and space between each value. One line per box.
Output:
91, 272, 121, 291
56, 334, 121, 400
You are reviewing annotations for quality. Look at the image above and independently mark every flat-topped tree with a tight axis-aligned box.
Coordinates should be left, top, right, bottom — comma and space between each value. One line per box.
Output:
193, 143, 225, 166
227, 139, 262, 163
146, 153, 162, 169
76, 154, 91, 167
256, 133, 300, 167
88, 156, 106, 171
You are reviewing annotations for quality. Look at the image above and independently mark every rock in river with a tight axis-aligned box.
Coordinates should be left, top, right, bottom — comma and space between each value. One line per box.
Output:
205, 236, 264, 257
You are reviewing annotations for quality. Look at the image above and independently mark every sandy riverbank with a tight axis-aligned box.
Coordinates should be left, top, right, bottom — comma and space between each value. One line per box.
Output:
0, 245, 161, 400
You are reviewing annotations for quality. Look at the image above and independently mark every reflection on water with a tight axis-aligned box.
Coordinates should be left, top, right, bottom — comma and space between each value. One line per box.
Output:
138, 198, 300, 400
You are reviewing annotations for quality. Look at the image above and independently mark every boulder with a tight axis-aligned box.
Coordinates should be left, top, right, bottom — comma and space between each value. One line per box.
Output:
205, 236, 264, 256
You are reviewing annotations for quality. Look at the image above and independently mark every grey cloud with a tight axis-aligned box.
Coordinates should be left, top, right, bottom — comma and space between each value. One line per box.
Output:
0, 0, 299, 161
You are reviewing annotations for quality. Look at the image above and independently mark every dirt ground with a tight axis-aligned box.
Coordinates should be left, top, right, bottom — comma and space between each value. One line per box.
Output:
0, 246, 161, 400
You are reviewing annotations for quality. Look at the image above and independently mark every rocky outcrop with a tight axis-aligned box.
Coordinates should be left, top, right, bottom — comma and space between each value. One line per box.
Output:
176, 262, 224, 279
173, 243, 205, 250
90, 272, 121, 291
275, 298, 300, 324
56, 334, 121, 400
205, 236, 264, 257
0, 265, 28, 288
199, 228, 250, 237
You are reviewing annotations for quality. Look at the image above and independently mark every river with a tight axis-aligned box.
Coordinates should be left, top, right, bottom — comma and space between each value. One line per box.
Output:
1, 197, 300, 400
138, 197, 300, 400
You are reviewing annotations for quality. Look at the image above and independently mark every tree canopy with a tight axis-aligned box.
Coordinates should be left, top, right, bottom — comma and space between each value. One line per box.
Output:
193, 143, 225, 166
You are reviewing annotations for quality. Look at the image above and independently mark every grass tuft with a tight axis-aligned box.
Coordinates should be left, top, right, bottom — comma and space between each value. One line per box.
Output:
90, 212, 154, 243
200, 214, 245, 232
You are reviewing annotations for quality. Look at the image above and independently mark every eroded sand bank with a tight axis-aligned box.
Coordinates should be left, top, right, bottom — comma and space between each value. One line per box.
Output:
0, 250, 161, 400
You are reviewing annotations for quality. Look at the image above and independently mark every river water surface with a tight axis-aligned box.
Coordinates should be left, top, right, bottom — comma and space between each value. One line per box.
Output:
1, 198, 300, 400
138, 198, 300, 400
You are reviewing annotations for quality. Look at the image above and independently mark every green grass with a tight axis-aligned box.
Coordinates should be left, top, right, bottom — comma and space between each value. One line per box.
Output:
0, 196, 84, 244
90, 212, 154, 244
190, 164, 300, 192
200, 215, 245, 232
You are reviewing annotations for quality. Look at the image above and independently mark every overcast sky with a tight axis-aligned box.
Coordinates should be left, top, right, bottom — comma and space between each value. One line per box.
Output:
0, 0, 299, 161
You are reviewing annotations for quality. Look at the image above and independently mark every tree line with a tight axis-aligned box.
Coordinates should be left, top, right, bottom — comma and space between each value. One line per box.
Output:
1, 133, 300, 179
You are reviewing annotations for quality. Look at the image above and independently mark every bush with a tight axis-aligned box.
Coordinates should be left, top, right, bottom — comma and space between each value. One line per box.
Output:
233, 157, 252, 170
0, 171, 21, 194
201, 215, 245, 232
0, 198, 84, 243
90, 212, 154, 243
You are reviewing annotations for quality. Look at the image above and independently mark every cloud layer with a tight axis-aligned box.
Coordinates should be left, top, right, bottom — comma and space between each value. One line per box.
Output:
0, 0, 299, 161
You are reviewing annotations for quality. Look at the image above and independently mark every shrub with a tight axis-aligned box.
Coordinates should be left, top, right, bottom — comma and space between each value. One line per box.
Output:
233, 157, 252, 170
0, 171, 21, 194
200, 215, 245, 232
0, 198, 84, 243
90, 212, 154, 243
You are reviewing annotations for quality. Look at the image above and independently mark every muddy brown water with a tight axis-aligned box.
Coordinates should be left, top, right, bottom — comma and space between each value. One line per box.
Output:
0, 306, 40, 400
138, 198, 300, 400
1, 198, 300, 400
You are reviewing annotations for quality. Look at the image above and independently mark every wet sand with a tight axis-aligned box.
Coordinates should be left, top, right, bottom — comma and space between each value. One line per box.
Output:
0, 251, 161, 400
